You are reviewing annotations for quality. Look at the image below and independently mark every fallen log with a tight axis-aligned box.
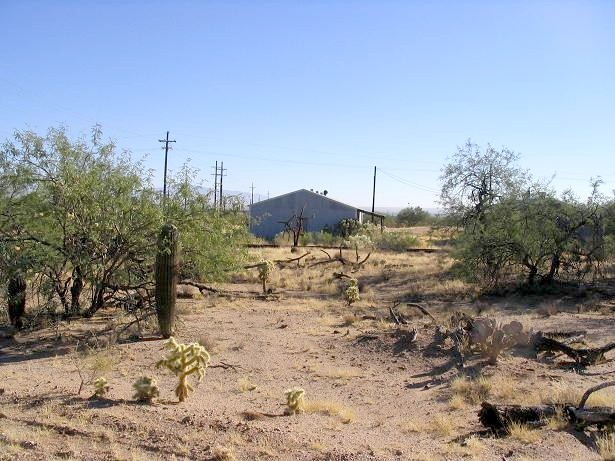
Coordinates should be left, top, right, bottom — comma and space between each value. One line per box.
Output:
479, 381, 615, 432
532, 332, 615, 367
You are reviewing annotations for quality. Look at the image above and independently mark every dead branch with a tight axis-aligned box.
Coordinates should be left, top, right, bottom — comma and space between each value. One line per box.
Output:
320, 249, 332, 259
406, 303, 436, 323
532, 332, 615, 367
308, 256, 348, 268
179, 279, 220, 294
353, 252, 371, 269
332, 272, 353, 279
389, 305, 408, 325
274, 251, 311, 266
578, 381, 615, 409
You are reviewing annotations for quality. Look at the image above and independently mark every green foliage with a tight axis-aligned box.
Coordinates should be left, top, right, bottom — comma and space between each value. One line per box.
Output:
372, 230, 419, 251
441, 141, 607, 287
396, 206, 430, 226
92, 377, 110, 397
335, 219, 363, 238
0, 127, 249, 321
156, 336, 211, 402
165, 164, 249, 281
133, 376, 160, 403
284, 387, 306, 415
343, 278, 360, 306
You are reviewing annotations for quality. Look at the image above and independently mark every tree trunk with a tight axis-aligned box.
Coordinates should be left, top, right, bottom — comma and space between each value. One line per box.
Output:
7, 274, 26, 329
542, 254, 560, 284
85, 283, 106, 318
70, 267, 84, 315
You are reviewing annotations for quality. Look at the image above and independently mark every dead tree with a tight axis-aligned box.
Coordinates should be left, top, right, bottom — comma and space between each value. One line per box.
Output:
278, 206, 307, 248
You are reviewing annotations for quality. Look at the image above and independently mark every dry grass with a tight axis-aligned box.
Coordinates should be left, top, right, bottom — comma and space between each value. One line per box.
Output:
237, 375, 257, 392
449, 375, 492, 405
540, 381, 615, 407
597, 433, 615, 461
507, 422, 541, 443
304, 400, 356, 424
399, 415, 458, 437
448, 373, 524, 408
545, 409, 569, 430
212, 446, 238, 461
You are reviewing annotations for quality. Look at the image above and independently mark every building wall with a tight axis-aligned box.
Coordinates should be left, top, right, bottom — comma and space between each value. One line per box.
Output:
249, 189, 357, 240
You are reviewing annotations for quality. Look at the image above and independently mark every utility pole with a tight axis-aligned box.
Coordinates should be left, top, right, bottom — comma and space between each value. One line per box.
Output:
250, 182, 255, 205
212, 161, 218, 209
371, 166, 377, 223
158, 131, 176, 205
218, 162, 227, 210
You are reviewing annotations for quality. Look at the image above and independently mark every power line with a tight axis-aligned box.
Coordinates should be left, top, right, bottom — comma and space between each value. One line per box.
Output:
378, 168, 439, 194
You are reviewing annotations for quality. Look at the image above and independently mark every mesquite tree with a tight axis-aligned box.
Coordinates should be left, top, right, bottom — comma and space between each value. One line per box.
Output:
0, 127, 249, 323
441, 141, 608, 286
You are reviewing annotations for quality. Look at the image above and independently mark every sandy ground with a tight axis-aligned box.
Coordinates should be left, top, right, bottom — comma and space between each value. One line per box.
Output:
1, 249, 614, 460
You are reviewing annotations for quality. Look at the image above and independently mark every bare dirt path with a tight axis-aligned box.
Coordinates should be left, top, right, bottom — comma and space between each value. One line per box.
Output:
2, 293, 613, 460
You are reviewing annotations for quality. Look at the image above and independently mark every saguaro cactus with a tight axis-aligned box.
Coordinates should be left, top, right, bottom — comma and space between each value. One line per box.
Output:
7, 273, 26, 329
156, 223, 179, 338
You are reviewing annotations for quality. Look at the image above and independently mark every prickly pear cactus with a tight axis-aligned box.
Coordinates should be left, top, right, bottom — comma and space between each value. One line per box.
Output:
155, 223, 179, 338
93, 377, 109, 397
133, 376, 160, 403
284, 387, 305, 415
156, 337, 211, 402
343, 278, 360, 306
257, 260, 275, 293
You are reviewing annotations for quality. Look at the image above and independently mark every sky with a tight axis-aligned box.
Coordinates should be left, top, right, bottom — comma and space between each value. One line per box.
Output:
1, 0, 614, 210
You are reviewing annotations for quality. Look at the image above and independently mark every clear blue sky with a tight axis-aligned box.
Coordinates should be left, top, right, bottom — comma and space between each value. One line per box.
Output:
1, 0, 614, 209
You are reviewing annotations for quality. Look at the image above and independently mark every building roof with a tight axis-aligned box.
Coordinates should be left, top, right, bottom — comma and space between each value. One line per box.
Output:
249, 189, 385, 218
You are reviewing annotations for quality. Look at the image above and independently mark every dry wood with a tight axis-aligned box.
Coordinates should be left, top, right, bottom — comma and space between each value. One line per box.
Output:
388, 306, 408, 325
578, 381, 615, 409
532, 332, 615, 367
406, 303, 436, 322
479, 382, 615, 432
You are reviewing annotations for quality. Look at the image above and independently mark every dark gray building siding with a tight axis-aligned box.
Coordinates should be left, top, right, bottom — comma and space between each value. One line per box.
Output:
249, 189, 358, 240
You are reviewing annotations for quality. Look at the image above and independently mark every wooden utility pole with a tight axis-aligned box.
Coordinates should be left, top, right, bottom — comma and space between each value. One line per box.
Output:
218, 162, 227, 210
212, 161, 218, 209
371, 166, 377, 222
158, 131, 176, 205
250, 182, 255, 205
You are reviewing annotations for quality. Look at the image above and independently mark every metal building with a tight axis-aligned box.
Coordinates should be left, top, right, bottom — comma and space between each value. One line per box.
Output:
248, 189, 383, 240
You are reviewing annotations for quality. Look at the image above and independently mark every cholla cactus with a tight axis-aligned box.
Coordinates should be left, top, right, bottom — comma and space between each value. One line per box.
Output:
257, 260, 275, 293
343, 279, 360, 306
93, 377, 109, 397
284, 388, 305, 415
133, 376, 160, 403
156, 337, 211, 402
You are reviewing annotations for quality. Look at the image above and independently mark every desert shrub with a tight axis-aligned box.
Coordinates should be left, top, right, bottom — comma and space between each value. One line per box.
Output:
257, 260, 275, 293
372, 230, 419, 251
284, 388, 306, 415
335, 218, 363, 238
133, 376, 160, 403
300, 231, 342, 246
156, 337, 211, 402
92, 377, 110, 397
343, 279, 360, 306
